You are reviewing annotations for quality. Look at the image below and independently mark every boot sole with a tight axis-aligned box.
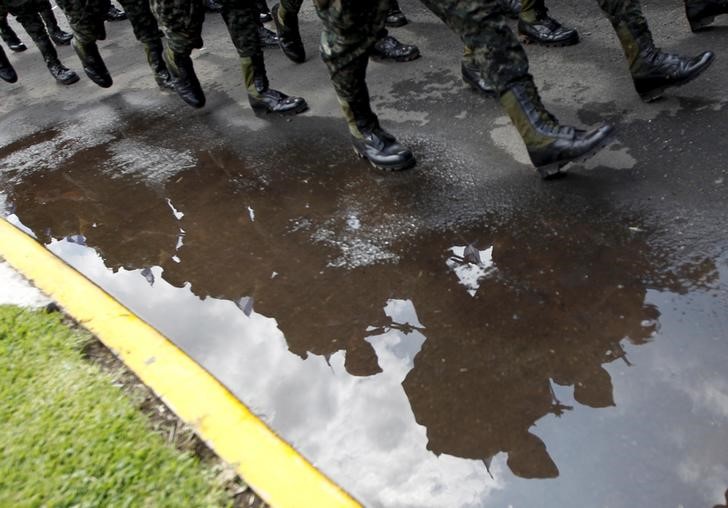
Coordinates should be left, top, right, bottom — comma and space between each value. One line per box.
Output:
637, 53, 715, 103
519, 33, 580, 48
536, 130, 616, 179
353, 147, 417, 172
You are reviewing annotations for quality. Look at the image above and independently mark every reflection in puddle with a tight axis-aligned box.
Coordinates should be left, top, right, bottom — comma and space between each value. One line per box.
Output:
446, 245, 495, 297
1, 115, 727, 508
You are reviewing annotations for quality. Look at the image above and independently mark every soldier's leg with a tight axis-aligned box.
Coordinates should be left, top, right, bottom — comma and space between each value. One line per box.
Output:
684, 0, 728, 31
220, 0, 306, 115
517, 0, 579, 46
597, 0, 714, 101
115, 0, 172, 88
37, 0, 72, 45
272, 0, 304, 62
0, 43, 18, 81
316, 0, 416, 171
149, 0, 205, 106
55, 0, 112, 86
6, 0, 79, 83
1, 4, 27, 50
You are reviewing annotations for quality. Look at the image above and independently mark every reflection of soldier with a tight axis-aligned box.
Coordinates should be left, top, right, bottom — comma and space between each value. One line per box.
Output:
4, 132, 718, 482
5, 140, 179, 272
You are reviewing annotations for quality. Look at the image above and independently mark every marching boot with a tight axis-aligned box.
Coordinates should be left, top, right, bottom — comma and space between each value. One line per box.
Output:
72, 38, 112, 87
272, 3, 305, 63
105, 4, 127, 21
39, 7, 72, 46
258, 25, 279, 47
244, 54, 307, 115
500, 81, 614, 178
0, 18, 26, 51
685, 0, 728, 31
370, 35, 420, 62
144, 40, 174, 89
36, 35, 79, 84
342, 95, 415, 171
257, 0, 272, 22
612, 20, 714, 101
518, 7, 579, 47
0, 46, 17, 83
385, 0, 407, 27
163, 46, 205, 107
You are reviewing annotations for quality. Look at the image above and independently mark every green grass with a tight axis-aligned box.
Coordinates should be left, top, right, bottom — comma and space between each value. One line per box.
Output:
0, 305, 231, 508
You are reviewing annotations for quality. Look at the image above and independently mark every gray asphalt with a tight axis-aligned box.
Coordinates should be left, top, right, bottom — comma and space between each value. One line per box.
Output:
1, 1, 728, 506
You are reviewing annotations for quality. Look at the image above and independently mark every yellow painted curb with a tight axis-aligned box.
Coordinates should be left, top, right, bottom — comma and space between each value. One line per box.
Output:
0, 217, 361, 508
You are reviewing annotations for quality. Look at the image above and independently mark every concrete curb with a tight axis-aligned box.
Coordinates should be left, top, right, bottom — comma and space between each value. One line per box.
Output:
0, 217, 361, 508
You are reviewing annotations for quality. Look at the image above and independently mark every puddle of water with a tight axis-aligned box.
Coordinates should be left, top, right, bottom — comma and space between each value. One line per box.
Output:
1, 111, 727, 508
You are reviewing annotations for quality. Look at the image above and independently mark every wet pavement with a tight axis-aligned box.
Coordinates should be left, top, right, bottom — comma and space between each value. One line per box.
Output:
2, 1, 728, 506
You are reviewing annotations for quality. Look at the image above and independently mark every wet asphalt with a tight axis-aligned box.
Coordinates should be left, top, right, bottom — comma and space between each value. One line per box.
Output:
1, 1, 728, 506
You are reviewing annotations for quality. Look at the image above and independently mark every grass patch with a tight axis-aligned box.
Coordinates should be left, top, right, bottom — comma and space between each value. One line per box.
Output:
0, 305, 234, 507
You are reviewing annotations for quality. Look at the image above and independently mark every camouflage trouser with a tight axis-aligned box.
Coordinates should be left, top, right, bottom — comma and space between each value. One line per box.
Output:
149, 0, 204, 54
596, 0, 652, 73
117, 0, 163, 45
219, 0, 260, 58
55, 0, 106, 44
315, 0, 532, 135
0, 0, 59, 61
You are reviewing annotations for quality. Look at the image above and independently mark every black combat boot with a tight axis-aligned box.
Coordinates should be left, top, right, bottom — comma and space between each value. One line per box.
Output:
502, 0, 521, 19
144, 40, 174, 89
39, 7, 73, 46
72, 39, 112, 87
632, 48, 714, 102
343, 98, 415, 171
272, 3, 305, 63
385, 0, 408, 27
164, 47, 205, 108
685, 0, 728, 31
105, 4, 127, 21
47, 60, 80, 84
518, 13, 579, 47
500, 81, 614, 178
0, 47, 18, 83
244, 54, 307, 115
36, 35, 79, 84
461, 60, 496, 97
257, 0, 272, 22
371, 35, 420, 62
258, 26, 279, 48
0, 19, 27, 52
